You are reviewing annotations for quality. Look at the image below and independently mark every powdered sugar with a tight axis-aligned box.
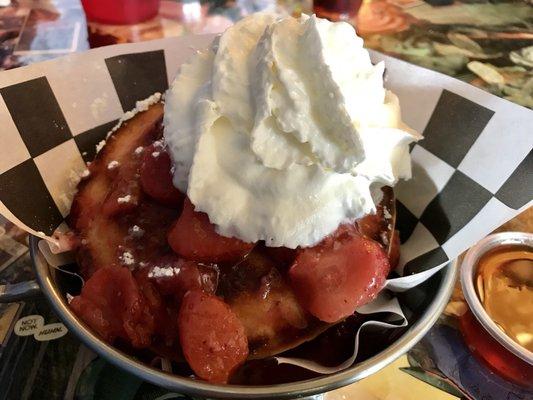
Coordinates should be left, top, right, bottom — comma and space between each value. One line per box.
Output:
120, 251, 135, 266
122, 110, 136, 121
128, 225, 144, 238
106, 92, 162, 138
153, 140, 165, 149
380, 231, 389, 246
117, 194, 131, 203
135, 93, 162, 112
134, 146, 144, 155
95, 139, 106, 153
107, 160, 119, 170
148, 266, 181, 278
90, 93, 109, 119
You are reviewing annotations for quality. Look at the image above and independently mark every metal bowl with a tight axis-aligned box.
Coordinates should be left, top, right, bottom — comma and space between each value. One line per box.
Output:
460, 232, 533, 366
29, 236, 457, 399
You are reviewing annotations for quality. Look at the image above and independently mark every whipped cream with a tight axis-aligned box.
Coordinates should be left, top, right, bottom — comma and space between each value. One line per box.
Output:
164, 13, 420, 249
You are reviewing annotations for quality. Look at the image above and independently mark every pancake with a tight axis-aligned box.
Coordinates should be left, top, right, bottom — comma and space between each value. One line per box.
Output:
68, 103, 397, 364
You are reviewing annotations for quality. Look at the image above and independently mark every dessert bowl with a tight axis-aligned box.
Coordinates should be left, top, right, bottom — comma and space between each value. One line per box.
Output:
29, 235, 457, 399
56, 12, 432, 388
0, 12, 460, 398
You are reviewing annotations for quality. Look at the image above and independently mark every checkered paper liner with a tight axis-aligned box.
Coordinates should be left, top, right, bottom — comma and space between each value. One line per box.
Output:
0, 34, 531, 373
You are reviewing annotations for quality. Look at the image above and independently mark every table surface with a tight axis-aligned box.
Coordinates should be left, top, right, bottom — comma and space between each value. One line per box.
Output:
0, 1, 531, 399
1, 0, 532, 108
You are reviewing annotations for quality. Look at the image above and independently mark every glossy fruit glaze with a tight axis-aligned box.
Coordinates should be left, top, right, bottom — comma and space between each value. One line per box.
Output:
68, 104, 398, 383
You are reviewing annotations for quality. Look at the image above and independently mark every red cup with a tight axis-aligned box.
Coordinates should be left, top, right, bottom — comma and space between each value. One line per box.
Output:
81, 0, 160, 25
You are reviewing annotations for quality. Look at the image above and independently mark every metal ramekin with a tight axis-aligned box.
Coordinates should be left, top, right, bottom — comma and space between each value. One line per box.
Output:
460, 232, 533, 366
19, 236, 456, 399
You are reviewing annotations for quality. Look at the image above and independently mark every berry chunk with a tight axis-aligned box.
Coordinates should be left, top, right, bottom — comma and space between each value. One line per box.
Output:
288, 228, 390, 323
168, 198, 253, 263
70, 266, 155, 347
178, 291, 248, 383
140, 143, 183, 208
134, 269, 179, 346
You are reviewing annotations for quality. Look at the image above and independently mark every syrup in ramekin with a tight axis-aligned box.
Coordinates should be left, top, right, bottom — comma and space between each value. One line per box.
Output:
475, 245, 533, 352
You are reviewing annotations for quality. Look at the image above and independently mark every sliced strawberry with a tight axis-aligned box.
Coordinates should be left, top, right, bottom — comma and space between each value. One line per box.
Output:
70, 294, 121, 344
143, 254, 218, 300
168, 198, 254, 263
178, 291, 248, 383
140, 144, 183, 208
70, 266, 155, 347
134, 269, 178, 346
288, 229, 390, 323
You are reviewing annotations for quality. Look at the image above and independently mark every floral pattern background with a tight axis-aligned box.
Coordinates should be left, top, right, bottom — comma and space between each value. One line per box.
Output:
357, 0, 533, 108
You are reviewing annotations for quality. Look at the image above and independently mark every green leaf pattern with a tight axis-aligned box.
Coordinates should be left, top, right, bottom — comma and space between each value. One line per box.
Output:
361, 0, 533, 109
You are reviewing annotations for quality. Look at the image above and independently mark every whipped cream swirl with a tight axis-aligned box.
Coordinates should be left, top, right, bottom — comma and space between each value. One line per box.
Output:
164, 13, 420, 248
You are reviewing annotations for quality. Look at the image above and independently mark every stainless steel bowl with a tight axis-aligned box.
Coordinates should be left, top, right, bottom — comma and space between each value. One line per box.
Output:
21, 236, 456, 399
460, 231, 533, 366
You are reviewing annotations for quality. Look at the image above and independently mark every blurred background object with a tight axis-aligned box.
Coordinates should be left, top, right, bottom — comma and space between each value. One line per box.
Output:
0, 0, 530, 108
81, 0, 160, 24
0, 0, 533, 108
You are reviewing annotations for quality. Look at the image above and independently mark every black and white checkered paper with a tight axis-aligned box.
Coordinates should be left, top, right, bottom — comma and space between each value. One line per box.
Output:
0, 34, 531, 372
0, 35, 530, 278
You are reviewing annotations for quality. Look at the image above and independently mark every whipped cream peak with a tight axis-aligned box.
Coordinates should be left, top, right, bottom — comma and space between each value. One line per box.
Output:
164, 13, 420, 248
